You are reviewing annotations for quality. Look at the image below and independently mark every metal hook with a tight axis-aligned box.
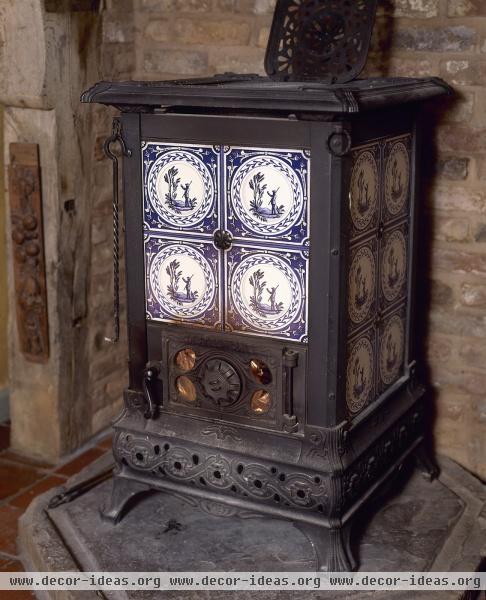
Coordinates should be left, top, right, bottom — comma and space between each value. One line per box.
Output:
104, 119, 132, 162
104, 118, 132, 345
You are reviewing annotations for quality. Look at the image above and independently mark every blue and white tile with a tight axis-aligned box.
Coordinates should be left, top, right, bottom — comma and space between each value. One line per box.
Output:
226, 246, 308, 342
145, 236, 221, 328
226, 147, 310, 245
143, 142, 219, 235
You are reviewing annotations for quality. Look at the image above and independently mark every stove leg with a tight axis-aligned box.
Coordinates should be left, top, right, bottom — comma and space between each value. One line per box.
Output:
296, 521, 356, 572
100, 476, 151, 525
414, 442, 439, 481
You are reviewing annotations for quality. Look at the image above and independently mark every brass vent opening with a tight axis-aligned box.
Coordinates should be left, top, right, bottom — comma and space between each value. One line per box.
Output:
251, 390, 271, 415
250, 359, 272, 385
175, 348, 197, 372
176, 376, 197, 403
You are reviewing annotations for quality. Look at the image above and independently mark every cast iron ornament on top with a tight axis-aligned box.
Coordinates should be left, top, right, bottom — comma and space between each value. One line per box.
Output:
265, 0, 379, 83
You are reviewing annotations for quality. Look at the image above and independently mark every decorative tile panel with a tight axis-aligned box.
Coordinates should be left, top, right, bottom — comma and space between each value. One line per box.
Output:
378, 306, 406, 394
145, 236, 221, 328
383, 136, 411, 224
226, 246, 308, 342
349, 143, 380, 241
226, 147, 310, 246
143, 142, 219, 235
347, 238, 378, 338
142, 142, 310, 339
345, 133, 412, 419
379, 223, 408, 311
346, 328, 376, 416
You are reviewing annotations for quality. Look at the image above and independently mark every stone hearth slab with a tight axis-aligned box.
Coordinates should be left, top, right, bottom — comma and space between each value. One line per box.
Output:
19, 454, 485, 600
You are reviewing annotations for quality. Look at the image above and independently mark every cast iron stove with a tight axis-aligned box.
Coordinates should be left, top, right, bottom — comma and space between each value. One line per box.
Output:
82, 0, 451, 571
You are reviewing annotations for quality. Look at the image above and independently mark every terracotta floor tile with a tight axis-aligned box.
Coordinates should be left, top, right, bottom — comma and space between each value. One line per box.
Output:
97, 435, 113, 450
0, 460, 43, 502
0, 555, 23, 571
2, 591, 36, 599
0, 504, 24, 555
0, 555, 37, 598
0, 450, 53, 471
10, 476, 65, 510
0, 425, 10, 452
55, 447, 105, 477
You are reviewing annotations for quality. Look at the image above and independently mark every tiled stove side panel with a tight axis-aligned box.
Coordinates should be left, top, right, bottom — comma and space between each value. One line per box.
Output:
345, 134, 412, 418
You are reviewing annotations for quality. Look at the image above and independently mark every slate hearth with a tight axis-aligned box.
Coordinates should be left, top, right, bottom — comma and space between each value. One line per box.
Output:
19, 453, 485, 600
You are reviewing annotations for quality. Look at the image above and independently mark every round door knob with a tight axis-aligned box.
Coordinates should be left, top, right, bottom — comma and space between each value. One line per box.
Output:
213, 229, 233, 251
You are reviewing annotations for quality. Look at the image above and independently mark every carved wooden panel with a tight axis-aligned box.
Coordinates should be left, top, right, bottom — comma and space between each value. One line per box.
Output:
8, 143, 49, 363
44, 0, 101, 12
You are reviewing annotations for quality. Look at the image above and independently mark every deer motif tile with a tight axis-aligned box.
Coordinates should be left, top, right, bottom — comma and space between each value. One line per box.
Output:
226, 246, 308, 342
225, 147, 310, 246
145, 236, 221, 328
143, 142, 219, 235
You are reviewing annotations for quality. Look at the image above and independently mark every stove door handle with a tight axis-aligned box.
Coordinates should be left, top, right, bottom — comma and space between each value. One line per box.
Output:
142, 364, 160, 420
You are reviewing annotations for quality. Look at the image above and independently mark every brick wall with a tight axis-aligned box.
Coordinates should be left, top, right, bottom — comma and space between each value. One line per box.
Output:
364, 0, 486, 481
135, 0, 274, 79
0, 0, 136, 459
132, 0, 485, 480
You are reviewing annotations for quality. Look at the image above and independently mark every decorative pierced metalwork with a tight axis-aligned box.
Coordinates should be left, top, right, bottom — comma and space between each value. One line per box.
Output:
200, 359, 242, 406
114, 431, 330, 513
265, 0, 378, 84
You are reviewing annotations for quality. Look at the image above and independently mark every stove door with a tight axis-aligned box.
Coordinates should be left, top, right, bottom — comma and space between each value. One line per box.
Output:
142, 141, 310, 340
143, 142, 223, 330
224, 146, 310, 343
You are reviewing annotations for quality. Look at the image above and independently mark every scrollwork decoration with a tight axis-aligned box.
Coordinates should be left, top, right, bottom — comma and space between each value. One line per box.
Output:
115, 432, 329, 513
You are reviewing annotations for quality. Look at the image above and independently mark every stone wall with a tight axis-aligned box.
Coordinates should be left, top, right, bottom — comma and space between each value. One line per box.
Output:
133, 0, 485, 480
0, 0, 134, 461
0, 105, 7, 395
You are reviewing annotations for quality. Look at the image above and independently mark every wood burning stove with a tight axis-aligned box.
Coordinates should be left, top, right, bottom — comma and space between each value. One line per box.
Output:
82, 0, 450, 571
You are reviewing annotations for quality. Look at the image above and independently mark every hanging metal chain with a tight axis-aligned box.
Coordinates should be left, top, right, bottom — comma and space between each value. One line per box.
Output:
104, 118, 132, 344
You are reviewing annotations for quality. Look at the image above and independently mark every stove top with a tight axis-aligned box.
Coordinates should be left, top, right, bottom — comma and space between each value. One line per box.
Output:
82, 74, 450, 114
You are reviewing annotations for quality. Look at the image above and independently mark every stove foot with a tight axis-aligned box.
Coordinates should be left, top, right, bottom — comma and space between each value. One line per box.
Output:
414, 443, 439, 482
100, 476, 151, 525
295, 521, 356, 572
